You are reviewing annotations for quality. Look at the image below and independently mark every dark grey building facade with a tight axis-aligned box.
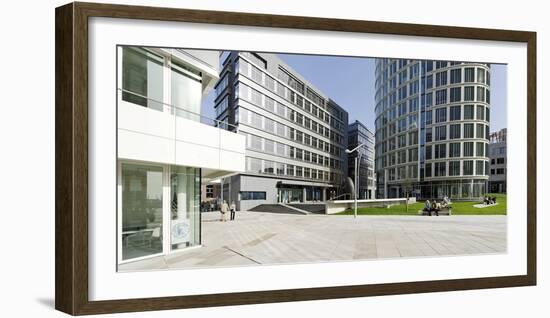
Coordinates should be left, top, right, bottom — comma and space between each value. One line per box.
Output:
488, 128, 507, 193
214, 52, 349, 210
347, 120, 376, 199
374, 59, 491, 200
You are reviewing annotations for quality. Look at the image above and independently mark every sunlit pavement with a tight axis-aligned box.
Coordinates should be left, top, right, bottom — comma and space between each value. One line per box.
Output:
119, 211, 506, 271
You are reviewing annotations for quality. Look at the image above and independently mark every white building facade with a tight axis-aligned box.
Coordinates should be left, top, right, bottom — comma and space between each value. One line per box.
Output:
117, 47, 246, 265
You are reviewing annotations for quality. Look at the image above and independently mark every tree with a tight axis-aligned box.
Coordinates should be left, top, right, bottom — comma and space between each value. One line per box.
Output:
402, 180, 415, 213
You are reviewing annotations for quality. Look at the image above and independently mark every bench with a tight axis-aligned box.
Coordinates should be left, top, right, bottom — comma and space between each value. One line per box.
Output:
418, 206, 452, 216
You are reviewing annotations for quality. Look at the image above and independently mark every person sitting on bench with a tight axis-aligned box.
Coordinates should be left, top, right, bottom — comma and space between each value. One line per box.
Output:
423, 200, 432, 214
431, 200, 440, 216
442, 196, 451, 208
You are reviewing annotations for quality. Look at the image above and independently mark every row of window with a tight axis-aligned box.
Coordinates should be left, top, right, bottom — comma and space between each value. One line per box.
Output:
236, 83, 345, 145
490, 168, 506, 175
246, 157, 342, 184
385, 160, 488, 181
238, 105, 344, 158
378, 122, 488, 150
378, 141, 488, 170
237, 57, 347, 133
244, 132, 343, 170
491, 157, 506, 165
240, 191, 267, 200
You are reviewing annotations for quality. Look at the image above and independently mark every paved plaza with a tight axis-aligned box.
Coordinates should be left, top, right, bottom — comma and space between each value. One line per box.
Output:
119, 211, 506, 271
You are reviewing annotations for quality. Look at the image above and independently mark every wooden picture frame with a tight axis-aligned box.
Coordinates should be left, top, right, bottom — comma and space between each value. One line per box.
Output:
55, 1, 537, 315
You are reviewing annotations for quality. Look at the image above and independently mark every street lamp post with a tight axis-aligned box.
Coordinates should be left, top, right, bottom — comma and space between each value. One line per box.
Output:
346, 143, 366, 219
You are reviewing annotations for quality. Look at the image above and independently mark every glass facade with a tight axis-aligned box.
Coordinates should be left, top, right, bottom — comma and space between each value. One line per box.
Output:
170, 166, 201, 251
121, 164, 163, 260
374, 59, 490, 199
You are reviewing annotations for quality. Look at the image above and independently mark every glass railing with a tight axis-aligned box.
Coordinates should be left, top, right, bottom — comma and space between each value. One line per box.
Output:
118, 88, 239, 133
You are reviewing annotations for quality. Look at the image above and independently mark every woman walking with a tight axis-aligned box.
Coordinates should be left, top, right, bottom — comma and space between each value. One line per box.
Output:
220, 200, 229, 222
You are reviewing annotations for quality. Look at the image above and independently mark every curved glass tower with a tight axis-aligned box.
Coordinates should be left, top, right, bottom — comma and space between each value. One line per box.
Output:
374, 59, 490, 199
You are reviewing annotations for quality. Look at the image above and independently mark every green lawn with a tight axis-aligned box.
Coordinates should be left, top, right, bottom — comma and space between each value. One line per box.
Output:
337, 193, 506, 216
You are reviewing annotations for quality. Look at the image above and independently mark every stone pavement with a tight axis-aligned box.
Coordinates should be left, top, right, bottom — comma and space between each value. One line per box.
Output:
118, 211, 506, 271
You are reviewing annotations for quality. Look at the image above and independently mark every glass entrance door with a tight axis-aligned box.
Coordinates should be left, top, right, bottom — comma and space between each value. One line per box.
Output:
170, 166, 201, 251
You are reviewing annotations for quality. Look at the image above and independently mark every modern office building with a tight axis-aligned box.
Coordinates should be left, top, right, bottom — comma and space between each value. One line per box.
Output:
347, 120, 376, 199
214, 52, 349, 211
374, 59, 491, 199
116, 47, 246, 264
488, 128, 507, 193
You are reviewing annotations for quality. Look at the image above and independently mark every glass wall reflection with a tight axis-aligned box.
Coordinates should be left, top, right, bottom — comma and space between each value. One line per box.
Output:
170, 166, 201, 251
121, 164, 163, 260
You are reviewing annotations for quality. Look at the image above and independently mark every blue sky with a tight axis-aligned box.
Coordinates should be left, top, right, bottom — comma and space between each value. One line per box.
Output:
202, 53, 507, 132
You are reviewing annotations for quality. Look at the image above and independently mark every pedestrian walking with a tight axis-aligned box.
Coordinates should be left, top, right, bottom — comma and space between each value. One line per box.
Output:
230, 201, 236, 220
220, 200, 229, 222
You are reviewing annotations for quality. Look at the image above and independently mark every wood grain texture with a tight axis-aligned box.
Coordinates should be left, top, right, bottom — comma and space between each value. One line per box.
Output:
55, 1, 537, 315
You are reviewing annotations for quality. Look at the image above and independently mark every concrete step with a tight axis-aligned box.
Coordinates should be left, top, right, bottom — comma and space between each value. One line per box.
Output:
288, 204, 326, 214
248, 204, 305, 215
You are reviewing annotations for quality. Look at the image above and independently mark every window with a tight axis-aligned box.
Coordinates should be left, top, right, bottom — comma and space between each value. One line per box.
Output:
409, 80, 419, 95
247, 158, 262, 173
450, 87, 461, 102
435, 107, 447, 123
463, 160, 474, 175
263, 160, 275, 174
121, 164, 164, 260
425, 92, 433, 106
463, 123, 474, 138
436, 61, 448, 69
398, 134, 407, 147
476, 86, 485, 102
477, 68, 486, 84
476, 105, 485, 121
497, 168, 505, 174
449, 124, 461, 139
434, 162, 446, 177
425, 145, 432, 160
425, 110, 433, 125
449, 142, 461, 157
436, 71, 447, 87
435, 125, 447, 141
264, 139, 275, 153
409, 99, 418, 112
464, 68, 475, 82
399, 103, 407, 116
240, 191, 267, 200
463, 142, 474, 156
435, 89, 447, 105
464, 86, 475, 101
425, 163, 432, 177
435, 144, 447, 159
449, 161, 460, 176
463, 105, 474, 120
426, 74, 433, 89
286, 164, 294, 176
497, 157, 505, 164
476, 123, 485, 139
476, 142, 485, 157
409, 131, 418, 145
450, 69, 462, 84
408, 148, 418, 162
398, 150, 406, 164
425, 128, 433, 142
450, 105, 461, 121
476, 161, 485, 175
122, 47, 165, 111
250, 134, 262, 151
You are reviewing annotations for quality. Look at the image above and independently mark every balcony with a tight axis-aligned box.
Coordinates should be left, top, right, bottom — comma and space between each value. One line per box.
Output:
117, 90, 246, 180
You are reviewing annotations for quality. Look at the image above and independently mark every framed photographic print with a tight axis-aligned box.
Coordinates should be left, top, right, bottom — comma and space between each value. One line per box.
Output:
55, 2, 537, 315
